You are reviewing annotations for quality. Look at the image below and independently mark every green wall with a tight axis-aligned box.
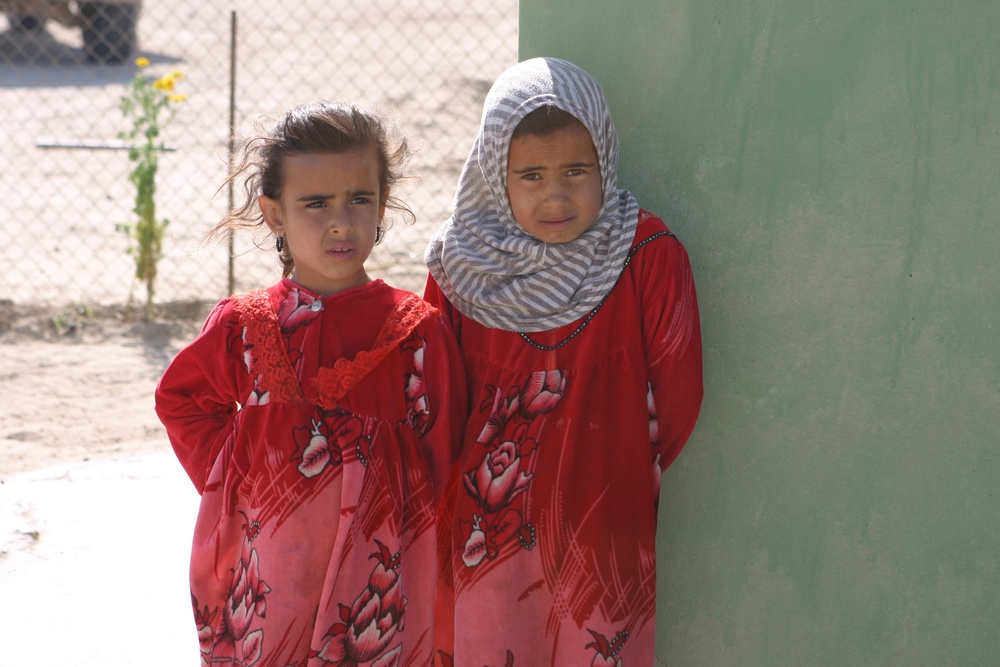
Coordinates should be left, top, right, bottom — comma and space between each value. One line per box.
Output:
520, 2, 1000, 665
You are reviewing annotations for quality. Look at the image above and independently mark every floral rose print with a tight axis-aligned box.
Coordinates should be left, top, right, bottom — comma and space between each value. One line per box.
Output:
462, 514, 489, 567
192, 599, 218, 658
459, 370, 566, 571
520, 370, 565, 419
240, 630, 264, 666
244, 386, 269, 407
312, 540, 407, 666
404, 338, 431, 436
295, 414, 361, 478
647, 382, 662, 495
300, 418, 334, 478
477, 385, 520, 446
464, 441, 533, 514
224, 538, 271, 643
277, 287, 324, 333
241, 327, 255, 373
461, 508, 528, 567
192, 534, 271, 667
586, 628, 628, 667
459, 433, 535, 568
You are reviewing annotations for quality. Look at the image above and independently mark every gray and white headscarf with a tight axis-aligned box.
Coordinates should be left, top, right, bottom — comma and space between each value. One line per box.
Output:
424, 57, 639, 332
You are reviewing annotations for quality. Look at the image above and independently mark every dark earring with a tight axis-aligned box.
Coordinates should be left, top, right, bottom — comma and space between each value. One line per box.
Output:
375, 226, 384, 244
275, 236, 284, 252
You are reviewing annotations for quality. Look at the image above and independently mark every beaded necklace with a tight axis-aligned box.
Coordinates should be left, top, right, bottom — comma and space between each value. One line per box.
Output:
518, 230, 674, 351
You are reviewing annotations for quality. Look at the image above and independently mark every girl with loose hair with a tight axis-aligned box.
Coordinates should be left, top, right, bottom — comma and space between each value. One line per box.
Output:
157, 100, 465, 667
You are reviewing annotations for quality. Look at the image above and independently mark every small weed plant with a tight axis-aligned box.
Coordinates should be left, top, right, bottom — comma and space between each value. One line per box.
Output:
118, 57, 187, 317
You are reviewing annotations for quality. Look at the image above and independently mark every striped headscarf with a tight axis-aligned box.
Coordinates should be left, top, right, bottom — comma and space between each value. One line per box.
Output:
424, 57, 639, 332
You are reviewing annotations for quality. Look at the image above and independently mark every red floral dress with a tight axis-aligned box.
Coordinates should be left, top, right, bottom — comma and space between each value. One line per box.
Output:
425, 213, 703, 666
155, 279, 466, 667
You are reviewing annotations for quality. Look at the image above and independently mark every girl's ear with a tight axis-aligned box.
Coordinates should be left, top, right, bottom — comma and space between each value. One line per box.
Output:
259, 195, 283, 235
379, 187, 389, 220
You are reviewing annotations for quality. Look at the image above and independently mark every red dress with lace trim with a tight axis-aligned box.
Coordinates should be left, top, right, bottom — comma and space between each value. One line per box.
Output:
425, 212, 703, 666
155, 278, 466, 667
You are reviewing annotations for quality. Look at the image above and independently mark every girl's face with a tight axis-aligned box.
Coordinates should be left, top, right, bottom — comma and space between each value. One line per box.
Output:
505, 122, 603, 244
259, 149, 386, 296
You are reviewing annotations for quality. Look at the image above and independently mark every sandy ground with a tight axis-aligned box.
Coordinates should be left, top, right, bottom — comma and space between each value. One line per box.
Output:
0, 301, 207, 481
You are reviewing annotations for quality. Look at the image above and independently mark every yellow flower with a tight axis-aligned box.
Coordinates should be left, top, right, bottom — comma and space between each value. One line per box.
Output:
171, 69, 186, 80
168, 93, 188, 103
134, 56, 150, 68
153, 75, 176, 92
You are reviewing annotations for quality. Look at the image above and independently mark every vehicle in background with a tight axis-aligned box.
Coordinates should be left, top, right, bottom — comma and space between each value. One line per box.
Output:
1, 0, 142, 64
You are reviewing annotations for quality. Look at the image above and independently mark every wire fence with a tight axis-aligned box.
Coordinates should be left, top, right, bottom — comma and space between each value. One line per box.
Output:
0, 0, 517, 312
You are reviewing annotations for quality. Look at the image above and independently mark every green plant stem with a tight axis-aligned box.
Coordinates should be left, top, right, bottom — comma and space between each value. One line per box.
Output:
119, 67, 183, 319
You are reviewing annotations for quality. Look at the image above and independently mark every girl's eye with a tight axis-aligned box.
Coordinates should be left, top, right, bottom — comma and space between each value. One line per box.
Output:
305, 200, 326, 208
520, 172, 541, 181
567, 168, 587, 176
351, 196, 372, 205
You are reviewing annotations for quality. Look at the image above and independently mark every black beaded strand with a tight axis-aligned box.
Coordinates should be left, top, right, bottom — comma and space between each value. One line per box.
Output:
518, 231, 674, 351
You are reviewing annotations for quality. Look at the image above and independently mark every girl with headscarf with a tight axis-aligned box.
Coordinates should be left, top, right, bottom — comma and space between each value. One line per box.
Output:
424, 58, 704, 665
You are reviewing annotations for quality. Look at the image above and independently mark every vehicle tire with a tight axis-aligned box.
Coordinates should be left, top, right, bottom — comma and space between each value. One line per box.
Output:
6, 13, 45, 32
79, 2, 138, 64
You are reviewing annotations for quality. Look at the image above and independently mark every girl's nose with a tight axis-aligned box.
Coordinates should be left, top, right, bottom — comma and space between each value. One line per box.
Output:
544, 179, 571, 201
326, 209, 352, 233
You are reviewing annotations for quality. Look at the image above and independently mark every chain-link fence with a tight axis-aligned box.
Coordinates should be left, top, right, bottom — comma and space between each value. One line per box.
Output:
0, 0, 517, 311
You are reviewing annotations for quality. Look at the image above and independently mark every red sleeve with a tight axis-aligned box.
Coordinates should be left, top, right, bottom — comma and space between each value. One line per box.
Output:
634, 217, 704, 471
154, 300, 246, 493
414, 309, 468, 502
422, 273, 463, 343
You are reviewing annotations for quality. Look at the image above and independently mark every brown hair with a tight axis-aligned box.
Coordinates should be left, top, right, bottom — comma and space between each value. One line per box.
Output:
511, 104, 585, 139
212, 101, 413, 276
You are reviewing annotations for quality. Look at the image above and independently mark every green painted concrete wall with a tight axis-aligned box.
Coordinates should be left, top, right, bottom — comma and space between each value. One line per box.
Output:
520, 2, 1000, 665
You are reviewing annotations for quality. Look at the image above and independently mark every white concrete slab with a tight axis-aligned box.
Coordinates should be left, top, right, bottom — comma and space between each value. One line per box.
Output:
0, 449, 201, 667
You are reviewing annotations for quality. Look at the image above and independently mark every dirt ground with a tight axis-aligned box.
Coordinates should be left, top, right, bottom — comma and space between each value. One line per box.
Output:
0, 299, 212, 482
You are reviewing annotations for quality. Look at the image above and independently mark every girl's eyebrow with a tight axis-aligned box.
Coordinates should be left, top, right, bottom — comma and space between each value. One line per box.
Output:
510, 161, 596, 174
296, 189, 377, 201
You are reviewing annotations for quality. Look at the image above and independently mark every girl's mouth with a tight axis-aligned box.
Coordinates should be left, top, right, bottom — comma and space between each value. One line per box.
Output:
539, 216, 572, 227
